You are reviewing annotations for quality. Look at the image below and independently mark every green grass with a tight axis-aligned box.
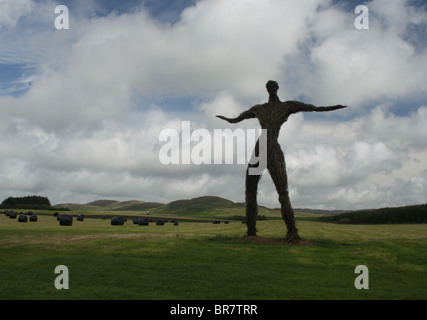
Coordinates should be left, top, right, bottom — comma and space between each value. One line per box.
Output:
0, 214, 426, 300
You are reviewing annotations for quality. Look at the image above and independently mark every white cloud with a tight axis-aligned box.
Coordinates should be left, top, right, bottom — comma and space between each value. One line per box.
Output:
296, 1, 427, 107
0, 0, 426, 209
0, 0, 33, 29
279, 104, 427, 209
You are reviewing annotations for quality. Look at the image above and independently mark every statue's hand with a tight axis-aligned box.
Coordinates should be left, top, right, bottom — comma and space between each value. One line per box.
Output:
216, 115, 232, 122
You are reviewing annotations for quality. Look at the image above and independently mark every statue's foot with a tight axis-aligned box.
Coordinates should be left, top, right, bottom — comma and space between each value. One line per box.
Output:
284, 231, 301, 244
247, 229, 257, 237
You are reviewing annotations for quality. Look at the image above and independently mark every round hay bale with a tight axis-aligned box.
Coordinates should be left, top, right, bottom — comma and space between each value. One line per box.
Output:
29, 215, 38, 222
77, 214, 85, 221
111, 216, 125, 226
138, 218, 149, 226
173, 221, 179, 226
9, 212, 17, 219
18, 215, 28, 222
54, 212, 59, 217
156, 219, 165, 226
59, 214, 73, 226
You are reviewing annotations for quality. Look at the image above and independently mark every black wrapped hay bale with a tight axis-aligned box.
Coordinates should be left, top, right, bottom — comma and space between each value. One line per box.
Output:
29, 215, 38, 222
9, 212, 17, 219
138, 218, 149, 226
59, 214, 73, 226
173, 221, 179, 226
111, 216, 125, 226
18, 215, 28, 222
77, 214, 85, 221
156, 219, 165, 226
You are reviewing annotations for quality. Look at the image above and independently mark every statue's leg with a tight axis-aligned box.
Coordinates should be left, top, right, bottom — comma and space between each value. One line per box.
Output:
268, 146, 301, 243
245, 166, 261, 236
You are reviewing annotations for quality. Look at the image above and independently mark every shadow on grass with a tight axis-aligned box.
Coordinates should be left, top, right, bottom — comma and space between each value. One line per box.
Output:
205, 234, 324, 246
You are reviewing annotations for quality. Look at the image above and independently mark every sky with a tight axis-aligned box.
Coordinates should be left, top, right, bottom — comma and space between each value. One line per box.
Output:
0, 0, 426, 210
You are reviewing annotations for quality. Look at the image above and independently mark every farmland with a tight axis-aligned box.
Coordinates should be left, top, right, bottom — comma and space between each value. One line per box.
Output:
1, 205, 426, 300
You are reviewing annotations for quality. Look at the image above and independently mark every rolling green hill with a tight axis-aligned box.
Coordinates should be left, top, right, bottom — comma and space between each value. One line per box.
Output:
54, 196, 427, 224
107, 200, 164, 211
55, 199, 163, 212
155, 196, 243, 214
54, 195, 280, 219
87, 200, 120, 207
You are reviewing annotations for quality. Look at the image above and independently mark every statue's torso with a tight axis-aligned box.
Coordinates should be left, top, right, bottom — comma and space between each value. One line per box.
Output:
250, 102, 292, 142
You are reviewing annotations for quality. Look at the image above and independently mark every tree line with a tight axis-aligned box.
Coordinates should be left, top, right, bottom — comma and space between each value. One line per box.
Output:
319, 204, 427, 224
0, 196, 54, 210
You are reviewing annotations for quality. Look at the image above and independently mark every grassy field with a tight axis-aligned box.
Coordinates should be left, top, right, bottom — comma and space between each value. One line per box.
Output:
0, 211, 426, 300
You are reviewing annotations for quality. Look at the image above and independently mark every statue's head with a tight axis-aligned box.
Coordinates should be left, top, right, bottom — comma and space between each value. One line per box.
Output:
266, 80, 279, 95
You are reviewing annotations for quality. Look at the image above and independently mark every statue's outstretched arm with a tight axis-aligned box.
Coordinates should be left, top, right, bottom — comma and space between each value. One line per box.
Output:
285, 101, 347, 113
313, 105, 347, 112
216, 107, 257, 124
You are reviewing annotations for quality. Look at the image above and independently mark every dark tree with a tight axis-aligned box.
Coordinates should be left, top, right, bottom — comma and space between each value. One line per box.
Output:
217, 81, 346, 243
0, 196, 52, 209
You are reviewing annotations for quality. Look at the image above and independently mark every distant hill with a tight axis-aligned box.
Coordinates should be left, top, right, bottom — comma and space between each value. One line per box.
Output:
110, 200, 164, 211
54, 196, 427, 224
294, 208, 347, 215
55, 199, 163, 212
152, 196, 237, 218
86, 199, 163, 211
54, 195, 277, 219
158, 196, 244, 212
87, 200, 120, 207
54, 196, 344, 217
